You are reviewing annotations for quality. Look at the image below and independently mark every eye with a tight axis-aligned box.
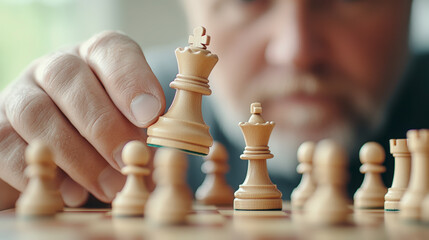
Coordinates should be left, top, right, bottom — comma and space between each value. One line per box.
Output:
238, 0, 269, 5
237, 0, 272, 13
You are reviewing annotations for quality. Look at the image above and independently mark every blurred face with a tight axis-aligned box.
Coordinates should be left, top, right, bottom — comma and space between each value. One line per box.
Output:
182, 0, 412, 176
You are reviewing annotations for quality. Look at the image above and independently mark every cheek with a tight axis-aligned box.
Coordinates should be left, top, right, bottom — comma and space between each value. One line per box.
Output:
328, 13, 408, 99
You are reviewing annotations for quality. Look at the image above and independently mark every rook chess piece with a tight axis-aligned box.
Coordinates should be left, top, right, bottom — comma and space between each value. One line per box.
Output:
145, 148, 192, 224
304, 139, 350, 225
291, 141, 316, 209
385, 139, 411, 211
16, 140, 63, 217
234, 102, 282, 210
354, 142, 388, 209
400, 129, 429, 221
196, 141, 234, 205
112, 140, 150, 217
147, 26, 218, 156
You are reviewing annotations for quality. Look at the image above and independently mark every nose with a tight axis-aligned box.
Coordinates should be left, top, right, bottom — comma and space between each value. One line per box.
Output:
265, 1, 325, 72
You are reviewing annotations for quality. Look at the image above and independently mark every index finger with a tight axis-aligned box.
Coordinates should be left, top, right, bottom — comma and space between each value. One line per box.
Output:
79, 31, 166, 128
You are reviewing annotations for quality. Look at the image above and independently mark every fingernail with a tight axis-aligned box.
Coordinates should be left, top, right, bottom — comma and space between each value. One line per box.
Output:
131, 93, 161, 126
60, 178, 89, 207
98, 166, 126, 201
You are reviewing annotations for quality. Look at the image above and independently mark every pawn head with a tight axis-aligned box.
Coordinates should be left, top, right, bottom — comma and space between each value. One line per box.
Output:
297, 141, 316, 164
205, 141, 228, 162
314, 139, 347, 167
154, 147, 187, 168
359, 142, 385, 164
122, 140, 150, 166
25, 140, 54, 165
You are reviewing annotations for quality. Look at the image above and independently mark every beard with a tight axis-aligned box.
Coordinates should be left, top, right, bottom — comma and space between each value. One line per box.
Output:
208, 68, 386, 181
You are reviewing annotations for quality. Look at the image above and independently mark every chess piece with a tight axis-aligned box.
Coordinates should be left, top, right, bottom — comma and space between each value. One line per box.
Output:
196, 141, 234, 205
16, 141, 63, 217
145, 148, 192, 225
354, 142, 388, 209
147, 26, 218, 156
385, 139, 411, 211
400, 129, 429, 221
234, 102, 282, 210
304, 139, 350, 225
291, 141, 316, 209
112, 140, 150, 217
422, 193, 429, 222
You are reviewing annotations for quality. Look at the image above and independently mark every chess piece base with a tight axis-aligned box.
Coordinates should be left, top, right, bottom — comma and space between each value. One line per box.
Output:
305, 202, 350, 225
307, 212, 349, 225
196, 182, 234, 206
384, 187, 407, 211
145, 187, 192, 225
400, 207, 421, 221
233, 198, 282, 210
421, 194, 429, 222
16, 193, 59, 217
197, 195, 233, 206
291, 195, 311, 209
291, 184, 316, 209
147, 116, 211, 156
354, 188, 386, 209
400, 190, 426, 221
384, 201, 399, 211
112, 194, 148, 217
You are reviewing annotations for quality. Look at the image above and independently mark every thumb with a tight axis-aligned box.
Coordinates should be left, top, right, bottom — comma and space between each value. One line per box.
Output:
79, 31, 166, 128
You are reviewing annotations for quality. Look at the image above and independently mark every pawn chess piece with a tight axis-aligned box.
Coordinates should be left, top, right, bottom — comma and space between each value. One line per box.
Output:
234, 102, 282, 210
305, 139, 350, 225
400, 129, 429, 221
385, 139, 411, 211
422, 193, 429, 222
16, 141, 63, 217
112, 141, 150, 217
354, 142, 388, 209
291, 141, 316, 209
196, 141, 234, 205
147, 26, 218, 156
145, 148, 192, 225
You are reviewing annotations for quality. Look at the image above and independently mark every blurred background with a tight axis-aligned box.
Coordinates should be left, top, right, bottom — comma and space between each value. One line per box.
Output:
0, 0, 428, 90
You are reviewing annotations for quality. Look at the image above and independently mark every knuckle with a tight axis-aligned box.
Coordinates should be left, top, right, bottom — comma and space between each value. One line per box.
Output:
84, 106, 120, 142
36, 53, 83, 91
4, 88, 53, 132
0, 119, 27, 189
81, 31, 141, 60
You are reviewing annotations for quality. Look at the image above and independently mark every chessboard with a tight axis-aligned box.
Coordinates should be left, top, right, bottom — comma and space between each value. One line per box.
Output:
1, 202, 428, 240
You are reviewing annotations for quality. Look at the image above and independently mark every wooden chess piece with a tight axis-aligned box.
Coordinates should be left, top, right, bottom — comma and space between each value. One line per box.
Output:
196, 141, 234, 205
145, 148, 192, 225
400, 129, 429, 221
354, 142, 388, 209
422, 193, 429, 222
304, 139, 350, 225
234, 102, 282, 210
291, 141, 316, 209
16, 140, 63, 217
147, 26, 218, 156
385, 139, 411, 211
112, 140, 150, 217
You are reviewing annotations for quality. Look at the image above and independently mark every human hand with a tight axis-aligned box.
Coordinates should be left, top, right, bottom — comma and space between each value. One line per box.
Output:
0, 31, 166, 208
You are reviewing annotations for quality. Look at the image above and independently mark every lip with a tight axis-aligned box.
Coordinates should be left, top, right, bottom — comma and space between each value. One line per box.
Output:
266, 93, 339, 109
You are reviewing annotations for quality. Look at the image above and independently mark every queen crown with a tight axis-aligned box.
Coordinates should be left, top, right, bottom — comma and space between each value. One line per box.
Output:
239, 103, 275, 160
